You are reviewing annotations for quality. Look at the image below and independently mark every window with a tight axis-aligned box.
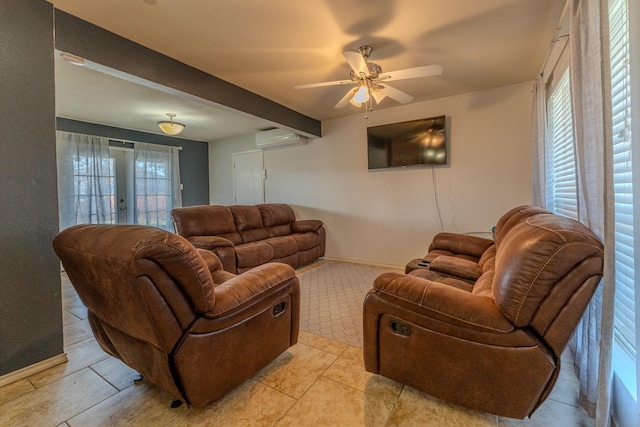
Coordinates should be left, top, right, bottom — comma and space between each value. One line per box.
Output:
546, 69, 578, 219
72, 153, 116, 225
610, 0, 635, 359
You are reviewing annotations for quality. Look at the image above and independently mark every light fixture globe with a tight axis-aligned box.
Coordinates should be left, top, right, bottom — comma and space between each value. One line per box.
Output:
353, 85, 370, 104
158, 113, 185, 135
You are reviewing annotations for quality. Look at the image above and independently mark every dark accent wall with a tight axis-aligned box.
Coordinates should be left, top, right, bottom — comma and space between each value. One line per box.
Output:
53, 10, 322, 138
0, 0, 62, 375
56, 118, 209, 206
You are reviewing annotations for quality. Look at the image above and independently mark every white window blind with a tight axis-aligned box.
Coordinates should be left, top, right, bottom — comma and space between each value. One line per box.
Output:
547, 70, 578, 219
610, 0, 635, 356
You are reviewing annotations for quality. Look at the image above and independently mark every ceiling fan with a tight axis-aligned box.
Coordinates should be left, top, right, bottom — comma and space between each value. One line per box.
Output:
294, 45, 443, 110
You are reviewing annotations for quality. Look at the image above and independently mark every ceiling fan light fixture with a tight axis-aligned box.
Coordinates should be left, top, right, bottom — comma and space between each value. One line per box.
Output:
353, 85, 370, 104
158, 113, 186, 135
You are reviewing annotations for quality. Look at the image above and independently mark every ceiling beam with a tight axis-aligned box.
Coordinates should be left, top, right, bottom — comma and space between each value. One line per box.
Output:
53, 9, 321, 138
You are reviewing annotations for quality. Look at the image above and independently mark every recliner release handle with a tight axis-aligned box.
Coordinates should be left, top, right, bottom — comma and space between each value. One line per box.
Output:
390, 320, 411, 336
273, 301, 286, 316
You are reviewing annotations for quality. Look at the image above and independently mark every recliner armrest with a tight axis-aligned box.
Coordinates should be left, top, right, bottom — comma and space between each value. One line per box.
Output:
206, 262, 298, 318
291, 219, 323, 233
429, 256, 483, 282
428, 233, 493, 258
372, 272, 513, 333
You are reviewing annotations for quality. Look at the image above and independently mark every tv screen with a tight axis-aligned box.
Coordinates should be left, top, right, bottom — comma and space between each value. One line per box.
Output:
367, 115, 447, 169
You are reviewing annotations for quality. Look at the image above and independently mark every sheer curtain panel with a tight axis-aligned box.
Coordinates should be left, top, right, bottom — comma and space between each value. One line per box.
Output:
56, 131, 114, 231
133, 142, 182, 231
568, 0, 616, 424
531, 75, 547, 208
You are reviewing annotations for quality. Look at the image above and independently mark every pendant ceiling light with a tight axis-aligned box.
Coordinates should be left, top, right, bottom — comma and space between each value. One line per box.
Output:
158, 113, 186, 136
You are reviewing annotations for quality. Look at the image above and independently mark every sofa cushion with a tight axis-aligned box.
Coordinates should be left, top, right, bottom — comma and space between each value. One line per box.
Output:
408, 268, 474, 292
472, 270, 495, 297
263, 236, 298, 258
234, 241, 274, 269
230, 205, 270, 243
257, 203, 296, 235
478, 245, 497, 273
172, 205, 241, 244
290, 232, 319, 251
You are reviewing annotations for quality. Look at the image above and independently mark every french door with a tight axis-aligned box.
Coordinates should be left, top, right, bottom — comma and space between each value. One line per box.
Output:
57, 132, 181, 232
110, 147, 134, 225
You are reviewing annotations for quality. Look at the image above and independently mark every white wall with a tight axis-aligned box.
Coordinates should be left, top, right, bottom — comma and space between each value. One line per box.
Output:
210, 82, 533, 267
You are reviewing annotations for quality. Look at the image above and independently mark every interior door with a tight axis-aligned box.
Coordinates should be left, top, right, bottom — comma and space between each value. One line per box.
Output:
233, 150, 265, 204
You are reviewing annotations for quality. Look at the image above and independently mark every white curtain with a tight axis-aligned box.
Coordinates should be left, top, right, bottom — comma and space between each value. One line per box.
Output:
56, 131, 113, 231
531, 74, 547, 208
133, 142, 182, 231
568, 0, 616, 425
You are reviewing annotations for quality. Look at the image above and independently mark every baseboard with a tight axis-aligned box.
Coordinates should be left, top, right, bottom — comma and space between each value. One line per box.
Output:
0, 353, 68, 387
321, 256, 404, 271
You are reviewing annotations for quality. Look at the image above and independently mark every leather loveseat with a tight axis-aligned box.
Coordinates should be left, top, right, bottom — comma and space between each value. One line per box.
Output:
363, 208, 604, 418
405, 205, 552, 289
171, 203, 325, 274
53, 224, 300, 407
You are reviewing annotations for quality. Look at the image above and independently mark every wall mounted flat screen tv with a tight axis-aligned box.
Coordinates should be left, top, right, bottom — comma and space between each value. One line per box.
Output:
367, 115, 447, 169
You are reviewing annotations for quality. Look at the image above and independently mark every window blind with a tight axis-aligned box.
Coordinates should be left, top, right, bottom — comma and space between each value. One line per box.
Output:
609, 0, 635, 356
547, 70, 578, 219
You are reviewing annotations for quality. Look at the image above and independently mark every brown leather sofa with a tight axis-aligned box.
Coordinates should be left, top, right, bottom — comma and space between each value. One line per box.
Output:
171, 203, 325, 274
363, 210, 604, 419
53, 224, 300, 407
405, 205, 552, 290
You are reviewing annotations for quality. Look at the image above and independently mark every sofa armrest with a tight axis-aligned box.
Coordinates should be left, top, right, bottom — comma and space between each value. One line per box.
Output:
291, 219, 323, 233
188, 235, 234, 250
429, 256, 483, 282
189, 236, 237, 273
196, 249, 237, 284
371, 272, 513, 333
428, 232, 493, 258
206, 262, 298, 318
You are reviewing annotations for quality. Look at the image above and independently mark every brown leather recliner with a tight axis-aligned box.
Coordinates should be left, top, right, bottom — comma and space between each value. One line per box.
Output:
53, 224, 300, 407
363, 212, 604, 419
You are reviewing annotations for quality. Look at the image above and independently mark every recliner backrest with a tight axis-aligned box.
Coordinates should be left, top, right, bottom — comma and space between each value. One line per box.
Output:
493, 205, 553, 248
53, 224, 216, 352
492, 214, 603, 354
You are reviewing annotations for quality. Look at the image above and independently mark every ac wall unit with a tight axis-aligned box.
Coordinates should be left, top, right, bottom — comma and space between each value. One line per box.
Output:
255, 128, 307, 150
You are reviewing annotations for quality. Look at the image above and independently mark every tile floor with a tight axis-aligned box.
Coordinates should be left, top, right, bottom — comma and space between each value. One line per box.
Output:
298, 261, 397, 347
0, 261, 595, 426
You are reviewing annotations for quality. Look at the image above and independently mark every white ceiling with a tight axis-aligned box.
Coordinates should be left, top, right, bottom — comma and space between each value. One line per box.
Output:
49, 0, 565, 143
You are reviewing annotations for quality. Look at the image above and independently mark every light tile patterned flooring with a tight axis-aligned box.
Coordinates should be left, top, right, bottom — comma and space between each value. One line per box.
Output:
298, 261, 398, 347
0, 260, 595, 426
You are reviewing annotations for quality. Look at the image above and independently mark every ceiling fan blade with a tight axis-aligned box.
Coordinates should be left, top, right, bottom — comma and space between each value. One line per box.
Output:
294, 79, 353, 89
335, 87, 357, 108
379, 64, 443, 81
377, 84, 414, 104
343, 51, 369, 77
371, 90, 387, 104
